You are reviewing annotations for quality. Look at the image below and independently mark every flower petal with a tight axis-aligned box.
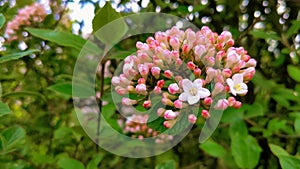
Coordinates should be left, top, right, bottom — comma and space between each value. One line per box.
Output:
187, 95, 200, 105
193, 79, 203, 88
198, 88, 211, 98
226, 78, 234, 87
230, 86, 237, 96
179, 92, 188, 101
182, 79, 193, 92
232, 73, 243, 84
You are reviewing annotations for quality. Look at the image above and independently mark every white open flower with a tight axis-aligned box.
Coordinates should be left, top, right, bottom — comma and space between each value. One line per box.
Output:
226, 73, 248, 96
179, 79, 211, 105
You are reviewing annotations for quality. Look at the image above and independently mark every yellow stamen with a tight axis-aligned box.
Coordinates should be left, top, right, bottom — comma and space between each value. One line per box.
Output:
189, 88, 198, 96
234, 83, 242, 91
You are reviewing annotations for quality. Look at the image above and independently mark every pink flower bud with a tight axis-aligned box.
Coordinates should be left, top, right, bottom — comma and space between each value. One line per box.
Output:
162, 98, 174, 106
143, 100, 151, 108
164, 110, 178, 120
164, 70, 173, 79
138, 64, 149, 77
168, 83, 180, 94
138, 78, 146, 84
157, 79, 165, 88
227, 97, 236, 107
163, 121, 172, 128
233, 101, 242, 109
201, 110, 210, 119
115, 86, 128, 95
174, 99, 183, 109
182, 44, 190, 54
171, 50, 180, 59
157, 108, 166, 117
127, 85, 135, 92
135, 84, 147, 95
245, 58, 257, 67
170, 37, 180, 51
212, 82, 224, 96
176, 59, 183, 66
119, 74, 131, 84
226, 39, 234, 47
186, 29, 196, 44
188, 114, 197, 124
111, 76, 120, 86
241, 67, 255, 81
214, 99, 229, 110
203, 97, 213, 105
175, 75, 183, 83
151, 67, 161, 79
154, 86, 162, 94
138, 135, 144, 140
194, 68, 202, 77
122, 98, 137, 106
187, 61, 196, 70
242, 54, 251, 62
206, 67, 217, 82
222, 68, 232, 78
194, 45, 206, 61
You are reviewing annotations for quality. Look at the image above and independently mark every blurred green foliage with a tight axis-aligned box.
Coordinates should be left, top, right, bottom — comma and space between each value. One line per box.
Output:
0, 0, 300, 168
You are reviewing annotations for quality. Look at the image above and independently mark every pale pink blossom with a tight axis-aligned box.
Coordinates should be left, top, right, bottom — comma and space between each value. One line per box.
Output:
226, 73, 248, 96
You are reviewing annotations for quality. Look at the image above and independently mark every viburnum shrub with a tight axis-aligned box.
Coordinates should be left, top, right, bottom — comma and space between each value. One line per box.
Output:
112, 26, 256, 139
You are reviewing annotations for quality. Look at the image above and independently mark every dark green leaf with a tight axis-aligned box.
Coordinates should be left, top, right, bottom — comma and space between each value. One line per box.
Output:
93, 3, 128, 46
244, 103, 264, 118
295, 118, 300, 134
1, 126, 25, 150
57, 157, 85, 169
287, 65, 300, 82
0, 49, 39, 63
231, 135, 262, 169
199, 140, 227, 158
48, 82, 94, 98
0, 102, 11, 117
229, 119, 248, 138
0, 13, 5, 29
269, 144, 300, 169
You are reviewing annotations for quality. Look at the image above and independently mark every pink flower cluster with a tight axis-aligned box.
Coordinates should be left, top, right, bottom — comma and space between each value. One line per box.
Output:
5, 3, 47, 41
112, 26, 256, 130
120, 114, 173, 143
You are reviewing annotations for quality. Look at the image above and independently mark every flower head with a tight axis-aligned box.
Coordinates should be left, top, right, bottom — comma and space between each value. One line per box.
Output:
179, 79, 210, 105
226, 74, 248, 96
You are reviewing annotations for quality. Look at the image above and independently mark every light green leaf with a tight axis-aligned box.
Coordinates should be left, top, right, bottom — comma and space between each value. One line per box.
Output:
269, 144, 300, 169
0, 13, 5, 29
199, 140, 227, 158
244, 103, 264, 118
286, 20, 300, 38
231, 135, 262, 169
0, 49, 39, 64
0, 102, 11, 117
295, 119, 300, 134
2, 91, 46, 102
155, 160, 176, 169
269, 144, 289, 156
250, 30, 281, 40
87, 153, 105, 169
93, 3, 128, 46
287, 65, 300, 82
57, 157, 85, 169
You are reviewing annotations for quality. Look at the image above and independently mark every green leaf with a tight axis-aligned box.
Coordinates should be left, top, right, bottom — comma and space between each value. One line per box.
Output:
48, 82, 94, 98
155, 160, 176, 169
269, 144, 289, 156
0, 49, 39, 63
287, 65, 300, 82
229, 119, 248, 138
1, 126, 25, 150
199, 140, 227, 158
269, 144, 300, 169
0, 13, 5, 29
244, 103, 264, 118
0, 101, 11, 117
87, 153, 105, 169
286, 20, 300, 38
25, 28, 101, 54
57, 157, 85, 169
295, 118, 300, 134
231, 135, 262, 169
2, 91, 46, 102
250, 30, 281, 40
93, 3, 128, 46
